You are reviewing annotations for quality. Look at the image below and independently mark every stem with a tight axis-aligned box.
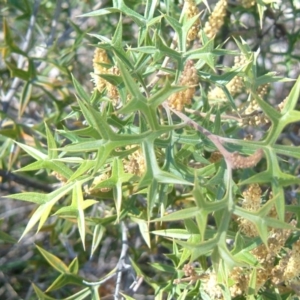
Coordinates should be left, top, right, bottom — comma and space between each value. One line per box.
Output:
114, 221, 129, 300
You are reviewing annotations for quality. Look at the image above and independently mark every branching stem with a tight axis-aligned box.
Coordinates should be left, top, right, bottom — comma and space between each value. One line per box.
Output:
164, 103, 263, 170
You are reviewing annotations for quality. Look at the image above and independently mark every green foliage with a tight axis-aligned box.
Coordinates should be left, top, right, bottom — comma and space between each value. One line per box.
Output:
1, 0, 300, 299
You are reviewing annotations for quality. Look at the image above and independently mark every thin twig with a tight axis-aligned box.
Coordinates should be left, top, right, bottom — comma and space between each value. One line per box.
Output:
83, 222, 131, 299
0, 169, 54, 193
46, 0, 63, 47
164, 103, 263, 170
114, 221, 129, 300
164, 103, 234, 168
184, 108, 241, 122
0, 0, 41, 119
0, 271, 19, 299
35, 0, 64, 72
129, 276, 144, 293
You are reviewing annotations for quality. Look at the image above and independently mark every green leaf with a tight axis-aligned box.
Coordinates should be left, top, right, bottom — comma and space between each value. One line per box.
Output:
117, 58, 146, 101
151, 229, 197, 240
32, 283, 57, 300
90, 225, 105, 258
8, 182, 74, 239
3, 18, 14, 47
19, 81, 32, 117
6, 60, 31, 81
15, 142, 48, 160
256, 72, 293, 86
281, 75, 300, 114
76, 97, 113, 140
63, 288, 91, 300
5, 191, 49, 205
72, 74, 91, 102
273, 144, 300, 159
185, 38, 216, 70
79, 7, 120, 17
69, 257, 79, 275
72, 181, 87, 249
152, 207, 200, 222
164, 15, 184, 51
198, 66, 244, 86
147, 81, 186, 107
131, 216, 151, 248
0, 230, 17, 243
144, 0, 159, 20
45, 122, 58, 159
118, 2, 146, 26
46, 273, 85, 292
36, 245, 69, 273
120, 292, 136, 300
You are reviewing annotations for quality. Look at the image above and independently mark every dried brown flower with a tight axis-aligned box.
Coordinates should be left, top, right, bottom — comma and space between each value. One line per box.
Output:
230, 148, 263, 169
229, 267, 249, 297
209, 151, 223, 163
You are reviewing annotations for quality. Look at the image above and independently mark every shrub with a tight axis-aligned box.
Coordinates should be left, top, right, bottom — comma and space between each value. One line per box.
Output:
1, 0, 300, 299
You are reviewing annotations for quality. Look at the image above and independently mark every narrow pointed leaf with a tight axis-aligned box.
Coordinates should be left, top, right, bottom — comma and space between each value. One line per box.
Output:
36, 245, 69, 273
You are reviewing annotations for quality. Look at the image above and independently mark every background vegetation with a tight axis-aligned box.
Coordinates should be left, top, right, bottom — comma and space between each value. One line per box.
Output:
1, 0, 300, 299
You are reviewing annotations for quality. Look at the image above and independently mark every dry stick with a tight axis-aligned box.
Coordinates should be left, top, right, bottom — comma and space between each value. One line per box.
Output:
129, 276, 144, 293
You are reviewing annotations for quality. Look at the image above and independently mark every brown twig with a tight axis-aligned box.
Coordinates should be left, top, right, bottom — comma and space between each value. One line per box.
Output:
163, 103, 263, 170
184, 108, 241, 122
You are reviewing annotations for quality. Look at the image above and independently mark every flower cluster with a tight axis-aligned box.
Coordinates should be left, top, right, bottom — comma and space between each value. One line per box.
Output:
233, 184, 299, 294
203, 0, 228, 39
237, 183, 262, 237
208, 55, 245, 102
239, 0, 256, 8
277, 97, 288, 112
202, 272, 223, 299
229, 267, 249, 297
238, 84, 289, 127
91, 47, 119, 101
123, 145, 146, 177
239, 113, 271, 126
251, 220, 297, 293
184, 0, 201, 42
257, 83, 270, 99
51, 171, 67, 183
168, 60, 199, 111
85, 170, 112, 194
